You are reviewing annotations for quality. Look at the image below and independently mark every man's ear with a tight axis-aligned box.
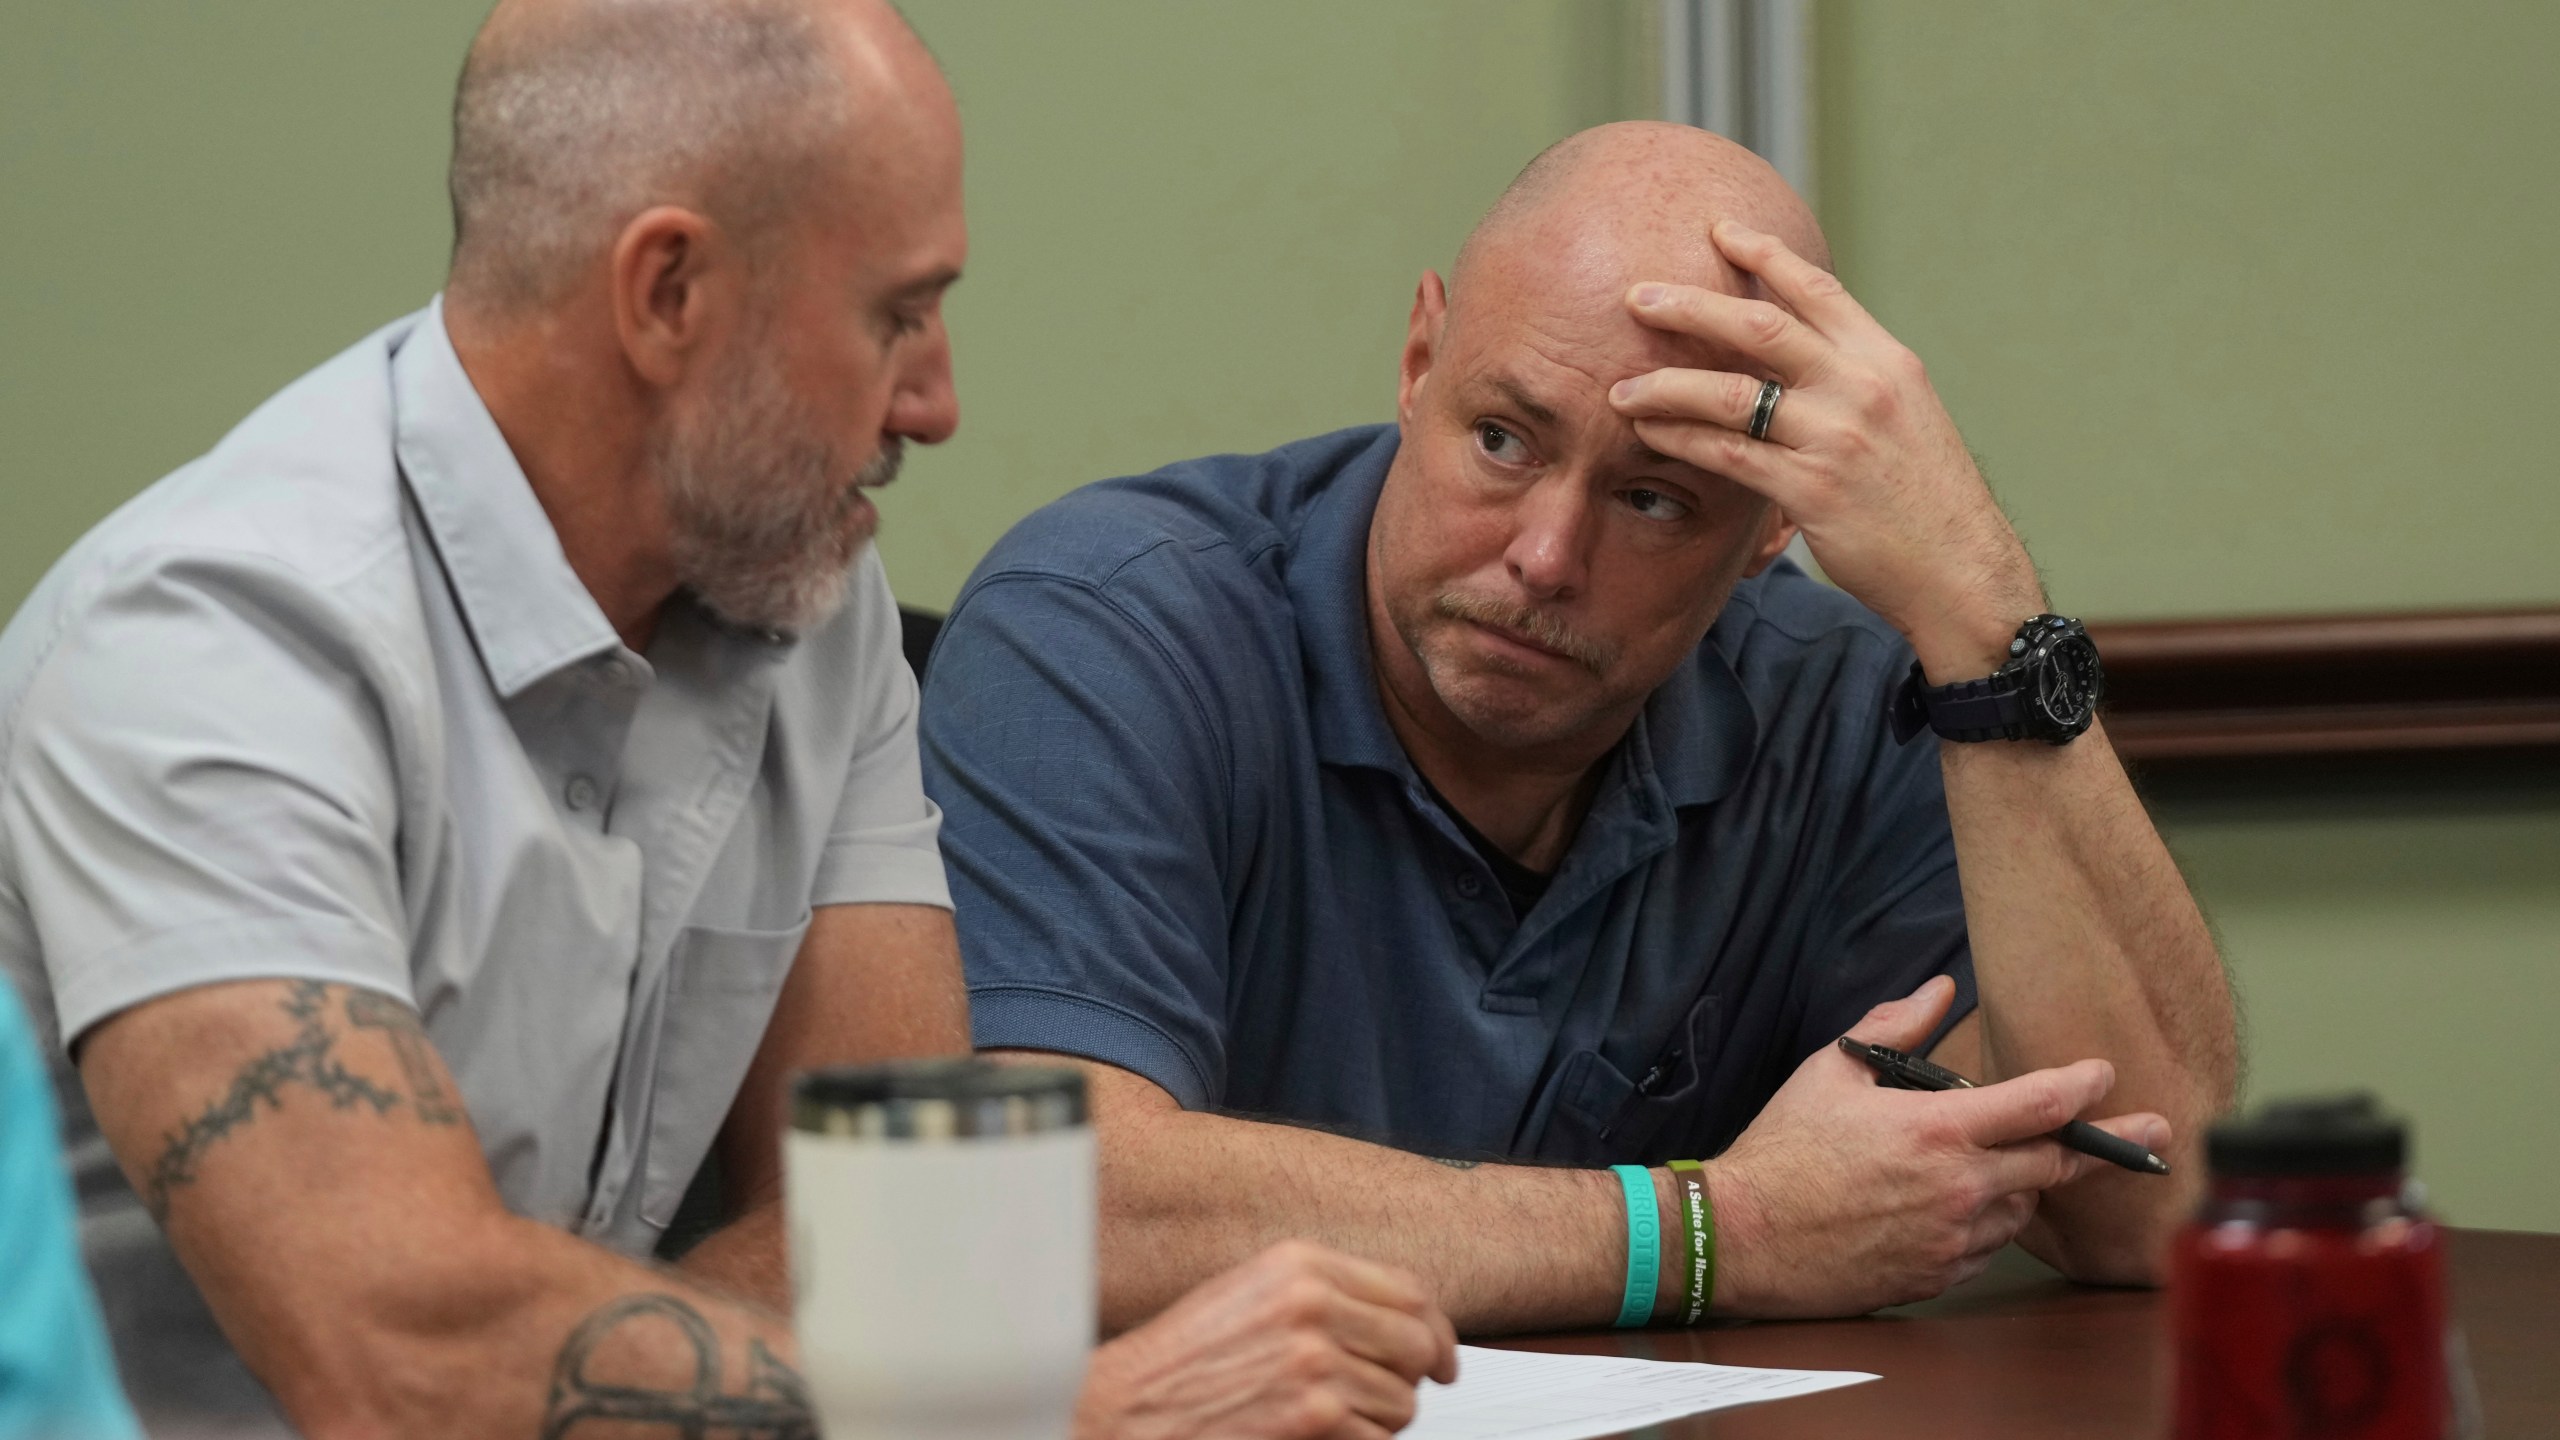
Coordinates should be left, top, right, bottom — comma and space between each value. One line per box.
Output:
1395, 270, 1450, 429
1740, 507, 1801, 578
608, 205, 730, 390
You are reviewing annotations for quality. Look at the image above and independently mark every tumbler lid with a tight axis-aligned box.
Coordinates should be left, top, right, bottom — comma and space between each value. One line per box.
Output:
2207, 1093, 2406, 1177
792, 1058, 1087, 1139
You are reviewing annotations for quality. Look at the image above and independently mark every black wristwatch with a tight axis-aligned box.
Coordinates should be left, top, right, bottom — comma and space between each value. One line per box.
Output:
1889, 614, 2105, 745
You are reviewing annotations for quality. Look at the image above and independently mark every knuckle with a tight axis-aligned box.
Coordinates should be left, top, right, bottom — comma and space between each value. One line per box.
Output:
1393, 1315, 1440, 1374
1285, 1390, 1350, 1437
1704, 427, 1754, 462
1283, 1330, 1339, 1380
1853, 372, 1900, 418
1979, 1196, 2025, 1239
2004, 1193, 2044, 1235
2026, 1085, 2077, 1132
1276, 1274, 1334, 1322
1743, 301, 1792, 345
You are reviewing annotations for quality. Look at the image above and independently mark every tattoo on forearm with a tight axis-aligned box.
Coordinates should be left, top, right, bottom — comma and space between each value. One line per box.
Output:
541, 1294, 815, 1440
142, 982, 462, 1220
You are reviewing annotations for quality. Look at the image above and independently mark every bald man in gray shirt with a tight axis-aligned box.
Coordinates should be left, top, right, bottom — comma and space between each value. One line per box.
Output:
0, 2, 1453, 1435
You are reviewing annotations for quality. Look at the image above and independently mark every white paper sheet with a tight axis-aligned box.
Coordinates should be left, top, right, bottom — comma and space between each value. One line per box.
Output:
1402, 1344, 1876, 1440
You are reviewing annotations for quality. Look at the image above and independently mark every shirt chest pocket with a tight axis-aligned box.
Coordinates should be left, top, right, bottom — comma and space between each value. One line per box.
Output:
637, 911, 812, 1230
1545, 991, 1724, 1167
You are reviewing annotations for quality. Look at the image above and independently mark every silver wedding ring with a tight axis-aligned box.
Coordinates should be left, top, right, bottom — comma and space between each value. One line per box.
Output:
1748, 379, 1784, 442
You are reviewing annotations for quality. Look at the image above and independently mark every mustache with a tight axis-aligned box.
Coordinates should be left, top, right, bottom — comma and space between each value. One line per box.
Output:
1434, 591, 1614, 673
816, 438, 903, 529
855, 437, 904, 490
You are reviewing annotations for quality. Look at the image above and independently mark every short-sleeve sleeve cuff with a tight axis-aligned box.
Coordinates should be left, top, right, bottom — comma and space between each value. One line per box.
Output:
808, 807, 953, 911
50, 913, 413, 1046
968, 983, 1217, 1112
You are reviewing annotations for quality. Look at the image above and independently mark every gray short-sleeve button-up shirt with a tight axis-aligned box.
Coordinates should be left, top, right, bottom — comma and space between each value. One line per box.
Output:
0, 300, 949, 1422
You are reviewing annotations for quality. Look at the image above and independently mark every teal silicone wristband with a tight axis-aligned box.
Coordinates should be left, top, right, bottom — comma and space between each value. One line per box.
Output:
1609, 1163, 1659, 1328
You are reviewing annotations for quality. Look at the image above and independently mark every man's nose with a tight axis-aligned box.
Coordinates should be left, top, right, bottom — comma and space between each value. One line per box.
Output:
1503, 474, 1591, 601
887, 327, 960, 446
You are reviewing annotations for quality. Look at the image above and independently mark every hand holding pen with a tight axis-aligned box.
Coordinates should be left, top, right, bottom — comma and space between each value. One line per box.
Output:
1838, 1038, 2172, 1176
1696, 978, 2174, 1316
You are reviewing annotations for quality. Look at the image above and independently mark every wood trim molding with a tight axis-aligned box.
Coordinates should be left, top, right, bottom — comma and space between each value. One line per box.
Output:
2087, 607, 2560, 766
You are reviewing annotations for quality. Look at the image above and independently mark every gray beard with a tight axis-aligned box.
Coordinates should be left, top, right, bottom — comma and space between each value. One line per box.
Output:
650, 352, 901, 637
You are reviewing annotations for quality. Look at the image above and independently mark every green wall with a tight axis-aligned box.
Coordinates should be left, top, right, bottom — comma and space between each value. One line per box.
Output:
1814, 2, 2560, 620
6, 4, 2555, 1231
877, 0, 1650, 609
1, 4, 486, 610
1813, 2, 2560, 1233
2154, 791, 2560, 1227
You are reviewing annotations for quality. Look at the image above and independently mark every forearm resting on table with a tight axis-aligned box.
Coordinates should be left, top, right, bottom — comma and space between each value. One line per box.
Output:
1940, 721, 2240, 1281
992, 1052, 1634, 1336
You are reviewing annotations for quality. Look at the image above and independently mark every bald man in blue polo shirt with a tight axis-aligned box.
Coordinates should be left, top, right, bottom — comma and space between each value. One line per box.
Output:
922, 122, 2238, 1332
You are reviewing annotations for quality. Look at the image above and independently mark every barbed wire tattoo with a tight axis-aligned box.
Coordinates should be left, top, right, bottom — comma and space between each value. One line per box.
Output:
142, 981, 457, 1220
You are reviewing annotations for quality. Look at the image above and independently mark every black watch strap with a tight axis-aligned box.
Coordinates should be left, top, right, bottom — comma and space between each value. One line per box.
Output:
1889, 660, 2024, 744
1889, 614, 2102, 746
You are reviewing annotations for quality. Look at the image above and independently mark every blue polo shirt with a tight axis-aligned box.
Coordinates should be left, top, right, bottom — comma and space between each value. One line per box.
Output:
921, 425, 1973, 1165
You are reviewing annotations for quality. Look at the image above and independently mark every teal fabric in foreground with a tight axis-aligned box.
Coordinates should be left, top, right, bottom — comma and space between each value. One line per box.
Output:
0, 981, 138, 1440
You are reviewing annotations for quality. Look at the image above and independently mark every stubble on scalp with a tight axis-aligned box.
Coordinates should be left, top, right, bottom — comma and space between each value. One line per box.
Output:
446, 0, 857, 315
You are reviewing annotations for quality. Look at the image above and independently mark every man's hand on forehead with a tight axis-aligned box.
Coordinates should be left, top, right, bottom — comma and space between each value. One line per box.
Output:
1603, 219, 2045, 683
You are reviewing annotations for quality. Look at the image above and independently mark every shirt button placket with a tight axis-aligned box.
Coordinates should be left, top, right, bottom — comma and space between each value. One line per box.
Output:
1454, 871, 1484, 899
564, 774, 600, 812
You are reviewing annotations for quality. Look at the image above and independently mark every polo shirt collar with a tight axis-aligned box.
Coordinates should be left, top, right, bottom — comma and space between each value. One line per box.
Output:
1638, 609, 1762, 811
391, 296, 623, 699
1287, 425, 1759, 811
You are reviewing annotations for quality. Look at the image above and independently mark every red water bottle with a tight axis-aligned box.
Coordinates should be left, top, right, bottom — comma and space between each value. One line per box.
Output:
2170, 1094, 2448, 1439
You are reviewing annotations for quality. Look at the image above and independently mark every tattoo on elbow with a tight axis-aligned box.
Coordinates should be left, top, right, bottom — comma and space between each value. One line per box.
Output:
542, 1294, 813, 1439
142, 981, 463, 1221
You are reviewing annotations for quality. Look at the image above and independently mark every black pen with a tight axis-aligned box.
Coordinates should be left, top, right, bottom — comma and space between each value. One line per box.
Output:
1836, 1037, 2171, 1176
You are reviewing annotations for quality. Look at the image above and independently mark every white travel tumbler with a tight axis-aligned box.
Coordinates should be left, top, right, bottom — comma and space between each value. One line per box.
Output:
786, 1059, 1095, 1440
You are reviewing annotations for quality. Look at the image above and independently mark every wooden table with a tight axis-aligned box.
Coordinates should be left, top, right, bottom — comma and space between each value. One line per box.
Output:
1488, 1229, 2555, 1437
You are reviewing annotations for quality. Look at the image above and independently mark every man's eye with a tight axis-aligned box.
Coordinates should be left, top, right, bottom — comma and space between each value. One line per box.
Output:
1475, 421, 1524, 461
1624, 487, 1694, 522
893, 311, 929, 337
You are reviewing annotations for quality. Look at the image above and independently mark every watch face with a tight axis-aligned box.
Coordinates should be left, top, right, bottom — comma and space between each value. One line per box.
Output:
2031, 632, 2103, 733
